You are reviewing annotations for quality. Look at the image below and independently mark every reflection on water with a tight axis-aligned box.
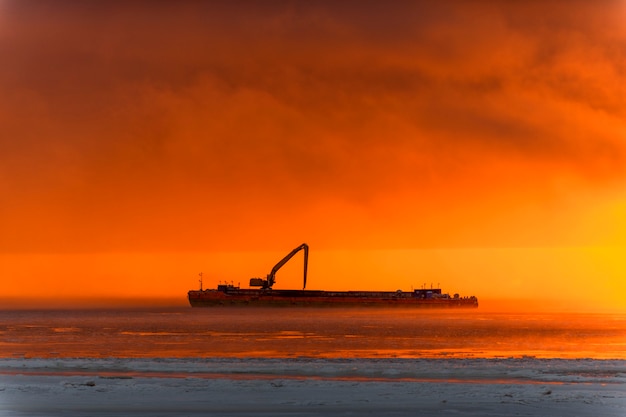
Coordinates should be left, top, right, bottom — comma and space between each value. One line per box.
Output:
0, 308, 625, 359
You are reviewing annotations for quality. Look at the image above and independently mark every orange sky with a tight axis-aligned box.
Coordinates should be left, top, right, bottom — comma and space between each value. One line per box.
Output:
1, 1, 625, 311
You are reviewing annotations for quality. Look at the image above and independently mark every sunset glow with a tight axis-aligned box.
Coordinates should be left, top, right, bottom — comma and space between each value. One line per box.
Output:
1, 1, 625, 311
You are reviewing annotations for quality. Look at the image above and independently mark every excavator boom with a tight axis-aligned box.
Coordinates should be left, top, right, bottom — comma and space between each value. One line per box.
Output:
250, 243, 308, 289
268, 243, 308, 289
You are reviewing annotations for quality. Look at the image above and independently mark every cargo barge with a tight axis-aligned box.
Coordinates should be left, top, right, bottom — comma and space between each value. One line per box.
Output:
188, 243, 478, 308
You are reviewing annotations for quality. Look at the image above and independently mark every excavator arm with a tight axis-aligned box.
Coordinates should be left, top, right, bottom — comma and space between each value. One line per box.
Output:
249, 243, 309, 290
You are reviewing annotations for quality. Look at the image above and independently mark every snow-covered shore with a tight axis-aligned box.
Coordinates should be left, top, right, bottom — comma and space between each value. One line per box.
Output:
1, 358, 624, 416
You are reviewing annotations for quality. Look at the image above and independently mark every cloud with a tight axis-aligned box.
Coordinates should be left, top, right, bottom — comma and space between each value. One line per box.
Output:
1, 1, 625, 251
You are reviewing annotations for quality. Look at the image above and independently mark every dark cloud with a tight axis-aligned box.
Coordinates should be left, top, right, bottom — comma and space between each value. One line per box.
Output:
1, 1, 625, 251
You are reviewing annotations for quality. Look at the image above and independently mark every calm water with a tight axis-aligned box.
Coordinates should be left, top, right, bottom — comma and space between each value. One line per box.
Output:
1, 308, 625, 359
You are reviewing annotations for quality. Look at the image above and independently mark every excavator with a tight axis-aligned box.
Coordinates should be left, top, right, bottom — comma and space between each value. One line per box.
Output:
249, 243, 309, 290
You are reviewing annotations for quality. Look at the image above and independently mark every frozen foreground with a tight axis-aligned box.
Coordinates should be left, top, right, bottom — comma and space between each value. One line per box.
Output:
1, 358, 624, 416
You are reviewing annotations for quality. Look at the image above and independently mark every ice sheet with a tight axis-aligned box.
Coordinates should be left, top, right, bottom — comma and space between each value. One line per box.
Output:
1, 358, 624, 416
1, 357, 624, 384
1, 372, 624, 417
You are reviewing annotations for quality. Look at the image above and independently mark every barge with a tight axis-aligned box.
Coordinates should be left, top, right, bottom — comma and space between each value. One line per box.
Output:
188, 243, 478, 308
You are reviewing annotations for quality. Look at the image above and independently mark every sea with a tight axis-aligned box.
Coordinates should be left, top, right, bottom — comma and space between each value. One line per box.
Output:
1, 308, 625, 416
1, 307, 625, 377
1, 307, 625, 360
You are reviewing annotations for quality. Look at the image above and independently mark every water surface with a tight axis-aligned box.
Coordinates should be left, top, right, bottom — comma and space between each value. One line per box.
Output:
1, 308, 624, 359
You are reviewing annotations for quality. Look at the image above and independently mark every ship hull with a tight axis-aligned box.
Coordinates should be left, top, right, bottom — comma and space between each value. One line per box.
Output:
187, 289, 478, 308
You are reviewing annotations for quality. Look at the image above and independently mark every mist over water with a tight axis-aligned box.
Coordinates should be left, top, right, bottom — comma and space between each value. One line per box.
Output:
2, 308, 624, 360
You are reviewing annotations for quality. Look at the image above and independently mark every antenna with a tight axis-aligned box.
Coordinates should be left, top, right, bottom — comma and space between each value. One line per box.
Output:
199, 272, 203, 291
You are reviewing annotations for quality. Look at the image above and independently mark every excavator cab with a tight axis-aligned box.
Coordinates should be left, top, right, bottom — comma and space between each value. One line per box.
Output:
249, 277, 268, 288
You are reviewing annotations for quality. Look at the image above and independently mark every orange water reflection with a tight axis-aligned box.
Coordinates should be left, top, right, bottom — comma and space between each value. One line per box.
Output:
1, 309, 625, 360
0, 369, 573, 386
